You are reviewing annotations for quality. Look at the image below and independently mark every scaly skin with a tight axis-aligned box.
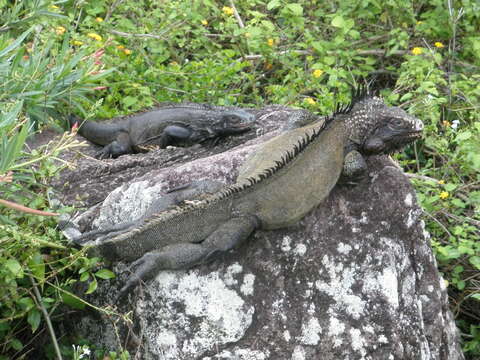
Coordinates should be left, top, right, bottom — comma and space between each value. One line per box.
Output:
73, 88, 424, 301
69, 104, 255, 158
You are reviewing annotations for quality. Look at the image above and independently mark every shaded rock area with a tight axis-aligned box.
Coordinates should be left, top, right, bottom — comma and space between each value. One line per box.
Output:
54, 105, 463, 359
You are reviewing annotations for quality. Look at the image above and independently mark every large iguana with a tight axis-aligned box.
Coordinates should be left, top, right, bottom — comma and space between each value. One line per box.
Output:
73, 88, 423, 300
69, 104, 255, 158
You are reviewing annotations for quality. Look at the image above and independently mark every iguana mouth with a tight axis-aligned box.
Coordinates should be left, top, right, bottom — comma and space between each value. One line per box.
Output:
385, 132, 422, 153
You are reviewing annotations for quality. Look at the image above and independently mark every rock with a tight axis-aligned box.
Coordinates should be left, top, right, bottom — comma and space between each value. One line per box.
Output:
60, 106, 463, 359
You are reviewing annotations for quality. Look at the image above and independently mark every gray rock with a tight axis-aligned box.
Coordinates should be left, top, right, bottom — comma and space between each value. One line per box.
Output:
61, 106, 463, 359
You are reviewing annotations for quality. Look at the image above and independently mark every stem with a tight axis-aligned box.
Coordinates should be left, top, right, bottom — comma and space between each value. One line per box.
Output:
29, 275, 63, 360
0, 198, 59, 216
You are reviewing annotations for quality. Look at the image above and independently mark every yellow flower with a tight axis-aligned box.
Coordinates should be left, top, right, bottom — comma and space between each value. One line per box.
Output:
170, 61, 179, 66
123, 49, 132, 55
439, 191, 449, 199
55, 26, 66, 35
438, 180, 445, 185
72, 40, 84, 46
267, 38, 274, 47
416, 21, 423, 25
87, 33, 102, 41
411, 47, 423, 55
313, 69, 324, 78
442, 120, 451, 127
117, 45, 125, 50
201, 20, 208, 26
244, 32, 251, 38
434, 42, 444, 48
50, 5, 59, 9
96, 17, 104, 22
222, 6, 234, 16
305, 97, 316, 105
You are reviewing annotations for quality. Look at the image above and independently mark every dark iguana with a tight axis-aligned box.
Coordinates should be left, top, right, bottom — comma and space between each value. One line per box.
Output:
69, 104, 255, 158
73, 88, 423, 300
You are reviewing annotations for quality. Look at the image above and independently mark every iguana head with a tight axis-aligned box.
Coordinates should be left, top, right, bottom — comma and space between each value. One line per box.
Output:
213, 110, 256, 135
344, 94, 423, 155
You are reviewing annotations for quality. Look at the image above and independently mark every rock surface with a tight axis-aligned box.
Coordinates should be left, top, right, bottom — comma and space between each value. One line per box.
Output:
59, 106, 463, 359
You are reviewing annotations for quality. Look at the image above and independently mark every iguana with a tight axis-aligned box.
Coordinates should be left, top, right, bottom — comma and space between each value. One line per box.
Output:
69, 104, 255, 158
73, 87, 423, 300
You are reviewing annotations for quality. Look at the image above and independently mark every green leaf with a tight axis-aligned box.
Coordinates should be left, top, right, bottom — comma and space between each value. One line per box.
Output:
457, 280, 465, 290
451, 198, 465, 208
5, 259, 23, 278
286, 3, 303, 16
95, 269, 116, 279
469, 256, 480, 270
0, 101, 23, 129
400, 93, 412, 101
323, 56, 336, 65
122, 96, 138, 107
267, 0, 281, 10
444, 183, 457, 191
61, 292, 85, 310
80, 272, 90, 282
0, 28, 33, 58
471, 294, 480, 302
456, 131, 472, 141
28, 253, 45, 284
311, 41, 324, 53
27, 309, 41, 332
11, 339, 23, 351
86, 278, 98, 294
331, 15, 345, 28
18, 297, 34, 311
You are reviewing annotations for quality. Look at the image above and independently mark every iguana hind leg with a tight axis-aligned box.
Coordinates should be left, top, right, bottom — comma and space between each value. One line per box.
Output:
116, 215, 259, 301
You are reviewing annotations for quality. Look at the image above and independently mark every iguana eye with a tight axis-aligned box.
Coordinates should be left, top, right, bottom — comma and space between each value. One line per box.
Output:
391, 118, 404, 127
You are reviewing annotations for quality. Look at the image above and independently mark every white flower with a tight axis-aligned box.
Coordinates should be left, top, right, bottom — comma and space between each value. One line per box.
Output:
79, 345, 91, 359
451, 119, 460, 130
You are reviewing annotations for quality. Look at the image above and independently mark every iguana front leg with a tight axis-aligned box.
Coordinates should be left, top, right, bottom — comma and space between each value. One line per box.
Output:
116, 215, 259, 301
339, 150, 368, 185
96, 132, 132, 159
153, 125, 195, 148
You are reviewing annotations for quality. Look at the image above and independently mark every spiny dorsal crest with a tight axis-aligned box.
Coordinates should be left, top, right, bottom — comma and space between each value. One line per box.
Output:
136, 86, 375, 228
215, 110, 340, 200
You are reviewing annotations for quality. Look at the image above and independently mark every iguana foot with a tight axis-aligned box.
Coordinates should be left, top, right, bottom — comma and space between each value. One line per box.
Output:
115, 215, 259, 302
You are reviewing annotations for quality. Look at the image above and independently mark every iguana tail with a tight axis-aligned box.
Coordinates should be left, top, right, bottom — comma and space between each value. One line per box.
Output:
69, 115, 127, 146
